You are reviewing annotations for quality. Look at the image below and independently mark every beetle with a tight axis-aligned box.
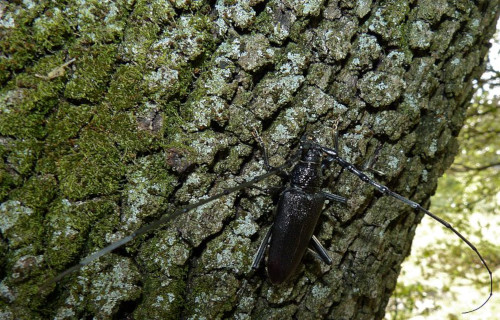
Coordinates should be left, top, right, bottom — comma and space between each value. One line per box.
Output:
47, 132, 492, 314
251, 136, 346, 284
250, 134, 492, 313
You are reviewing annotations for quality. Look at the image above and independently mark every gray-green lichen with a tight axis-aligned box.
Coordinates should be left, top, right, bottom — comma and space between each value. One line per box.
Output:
0, 0, 498, 319
0, 201, 38, 249
358, 71, 406, 107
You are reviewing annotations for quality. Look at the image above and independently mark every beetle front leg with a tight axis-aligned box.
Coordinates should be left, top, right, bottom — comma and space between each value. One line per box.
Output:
320, 191, 347, 204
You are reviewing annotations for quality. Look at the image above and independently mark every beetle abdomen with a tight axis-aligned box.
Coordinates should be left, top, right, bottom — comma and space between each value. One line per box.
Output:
267, 187, 325, 284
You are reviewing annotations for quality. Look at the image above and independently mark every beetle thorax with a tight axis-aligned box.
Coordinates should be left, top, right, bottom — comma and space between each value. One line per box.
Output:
290, 147, 322, 190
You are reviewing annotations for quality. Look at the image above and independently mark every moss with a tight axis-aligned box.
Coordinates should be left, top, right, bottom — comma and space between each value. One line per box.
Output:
105, 63, 146, 111
32, 6, 73, 50
66, 0, 133, 44
43, 198, 118, 270
367, 1, 410, 45
56, 125, 124, 200
133, 276, 187, 319
185, 273, 240, 319
10, 174, 57, 209
65, 44, 118, 102
1, 0, 497, 318
140, 13, 218, 107
119, 0, 176, 63
96, 108, 156, 153
42, 101, 94, 154
2, 276, 51, 318
0, 2, 45, 84
0, 82, 54, 140
0, 165, 19, 201
0, 200, 43, 250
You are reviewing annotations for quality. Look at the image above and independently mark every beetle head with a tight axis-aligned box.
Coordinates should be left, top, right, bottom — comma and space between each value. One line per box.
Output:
299, 135, 323, 163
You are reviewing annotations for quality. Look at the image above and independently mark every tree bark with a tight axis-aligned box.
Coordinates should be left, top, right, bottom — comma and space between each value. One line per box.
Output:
0, 1, 498, 319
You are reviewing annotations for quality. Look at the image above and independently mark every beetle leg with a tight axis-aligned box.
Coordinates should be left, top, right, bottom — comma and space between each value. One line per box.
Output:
310, 235, 332, 265
252, 227, 272, 269
321, 191, 347, 204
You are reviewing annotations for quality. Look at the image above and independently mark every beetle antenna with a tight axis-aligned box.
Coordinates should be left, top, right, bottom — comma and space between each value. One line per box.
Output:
320, 144, 493, 314
43, 148, 300, 288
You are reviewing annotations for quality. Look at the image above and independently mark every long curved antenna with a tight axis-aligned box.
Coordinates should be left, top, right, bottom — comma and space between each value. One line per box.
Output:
44, 151, 300, 287
320, 144, 493, 314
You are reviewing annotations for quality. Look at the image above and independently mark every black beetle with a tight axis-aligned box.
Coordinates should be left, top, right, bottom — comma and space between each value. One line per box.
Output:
249, 134, 491, 313
251, 137, 346, 284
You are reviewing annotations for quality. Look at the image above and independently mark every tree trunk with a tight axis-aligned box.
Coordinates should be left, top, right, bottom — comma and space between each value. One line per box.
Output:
0, 1, 498, 319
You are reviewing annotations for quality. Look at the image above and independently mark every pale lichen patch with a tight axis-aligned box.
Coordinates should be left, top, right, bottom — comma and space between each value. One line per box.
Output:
0, 201, 35, 249
237, 34, 276, 72
215, 0, 257, 29
358, 71, 405, 108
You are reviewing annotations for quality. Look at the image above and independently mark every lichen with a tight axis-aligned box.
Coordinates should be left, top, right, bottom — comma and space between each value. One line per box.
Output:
54, 255, 142, 320
367, 1, 409, 45
285, 0, 324, 17
358, 71, 406, 108
251, 73, 305, 118
118, 154, 178, 232
132, 277, 186, 319
415, 0, 449, 23
313, 17, 358, 62
254, 1, 297, 44
185, 273, 240, 319
0, 201, 39, 249
348, 33, 382, 71
215, 0, 257, 29
408, 20, 433, 49
237, 33, 277, 71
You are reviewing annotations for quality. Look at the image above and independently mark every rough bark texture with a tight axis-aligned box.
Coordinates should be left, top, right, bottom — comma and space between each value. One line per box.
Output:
0, 1, 498, 319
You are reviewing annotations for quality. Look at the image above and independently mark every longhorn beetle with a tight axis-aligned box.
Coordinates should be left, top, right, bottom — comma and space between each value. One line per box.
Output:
46, 132, 493, 314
